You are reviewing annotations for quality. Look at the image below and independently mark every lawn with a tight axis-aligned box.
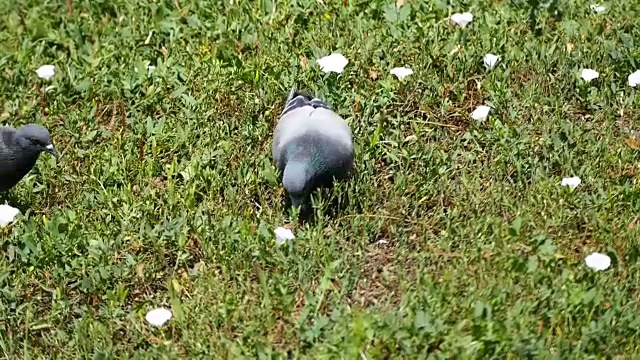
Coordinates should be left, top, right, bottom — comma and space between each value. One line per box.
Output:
1, 0, 640, 357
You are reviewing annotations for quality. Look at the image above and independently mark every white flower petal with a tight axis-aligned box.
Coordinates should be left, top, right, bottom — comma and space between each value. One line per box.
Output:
274, 227, 295, 245
580, 68, 599, 82
36, 65, 56, 80
449, 12, 473, 28
560, 176, 581, 189
589, 4, 606, 12
585, 252, 611, 271
0, 205, 20, 228
135, 64, 156, 75
390, 67, 413, 80
316, 53, 349, 74
471, 105, 491, 121
628, 70, 640, 87
145, 307, 172, 327
483, 54, 500, 70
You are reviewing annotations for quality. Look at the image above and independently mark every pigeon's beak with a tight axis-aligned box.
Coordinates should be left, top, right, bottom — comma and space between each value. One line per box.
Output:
45, 144, 58, 157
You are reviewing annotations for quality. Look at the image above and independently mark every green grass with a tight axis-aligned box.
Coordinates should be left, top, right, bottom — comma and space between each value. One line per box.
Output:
1, 0, 640, 357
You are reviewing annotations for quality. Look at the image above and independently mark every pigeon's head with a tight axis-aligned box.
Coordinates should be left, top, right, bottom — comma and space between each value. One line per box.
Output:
283, 161, 310, 208
15, 124, 58, 157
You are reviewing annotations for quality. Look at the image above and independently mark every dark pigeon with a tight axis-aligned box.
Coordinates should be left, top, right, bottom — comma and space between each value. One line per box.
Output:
0, 124, 58, 192
272, 87, 354, 208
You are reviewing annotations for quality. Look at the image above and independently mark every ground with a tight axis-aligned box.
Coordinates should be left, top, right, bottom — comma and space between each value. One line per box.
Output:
1, 0, 640, 358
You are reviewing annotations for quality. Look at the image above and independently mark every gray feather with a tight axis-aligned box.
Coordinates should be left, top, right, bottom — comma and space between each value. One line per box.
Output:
0, 123, 57, 192
272, 90, 354, 206
281, 88, 332, 117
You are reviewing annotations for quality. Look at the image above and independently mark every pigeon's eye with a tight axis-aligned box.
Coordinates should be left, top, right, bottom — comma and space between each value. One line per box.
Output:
30, 138, 39, 146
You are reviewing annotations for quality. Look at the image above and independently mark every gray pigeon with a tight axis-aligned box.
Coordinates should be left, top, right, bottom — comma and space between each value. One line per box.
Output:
272, 87, 354, 208
0, 123, 58, 192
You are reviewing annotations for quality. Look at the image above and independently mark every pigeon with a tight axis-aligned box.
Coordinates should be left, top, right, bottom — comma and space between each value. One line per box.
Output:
0, 123, 58, 192
272, 87, 354, 208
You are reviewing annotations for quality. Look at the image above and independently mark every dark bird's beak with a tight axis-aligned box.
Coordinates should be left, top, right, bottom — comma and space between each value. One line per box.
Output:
45, 144, 59, 157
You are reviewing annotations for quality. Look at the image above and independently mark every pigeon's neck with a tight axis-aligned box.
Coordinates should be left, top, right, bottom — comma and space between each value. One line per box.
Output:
283, 141, 324, 194
283, 160, 310, 196
286, 142, 323, 170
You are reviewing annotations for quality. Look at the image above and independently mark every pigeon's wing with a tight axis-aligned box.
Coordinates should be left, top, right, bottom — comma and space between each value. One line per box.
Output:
309, 108, 353, 150
273, 105, 312, 166
273, 91, 317, 169
309, 108, 354, 183
0, 128, 19, 191
0, 127, 17, 164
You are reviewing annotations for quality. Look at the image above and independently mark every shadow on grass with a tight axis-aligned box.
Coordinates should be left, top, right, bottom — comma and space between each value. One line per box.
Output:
281, 186, 356, 225
0, 191, 34, 213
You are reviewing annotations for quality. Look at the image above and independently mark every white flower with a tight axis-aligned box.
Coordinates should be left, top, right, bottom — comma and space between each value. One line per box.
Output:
585, 252, 611, 271
390, 67, 413, 80
134, 65, 156, 75
36, 65, 56, 80
145, 307, 172, 327
0, 204, 20, 227
316, 53, 349, 74
471, 105, 491, 121
580, 68, 599, 82
561, 176, 581, 189
589, 4, 606, 12
628, 70, 640, 87
483, 54, 500, 70
274, 227, 295, 245
449, 12, 473, 28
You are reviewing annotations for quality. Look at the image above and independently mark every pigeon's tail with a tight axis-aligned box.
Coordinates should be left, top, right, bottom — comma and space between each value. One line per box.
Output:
281, 87, 332, 117
285, 84, 297, 104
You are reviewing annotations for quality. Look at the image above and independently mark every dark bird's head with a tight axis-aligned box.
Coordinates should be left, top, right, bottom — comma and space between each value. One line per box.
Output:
15, 124, 58, 157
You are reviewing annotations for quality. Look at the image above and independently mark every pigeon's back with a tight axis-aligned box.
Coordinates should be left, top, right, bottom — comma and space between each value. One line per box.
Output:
0, 127, 36, 192
0, 127, 18, 162
272, 91, 353, 171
